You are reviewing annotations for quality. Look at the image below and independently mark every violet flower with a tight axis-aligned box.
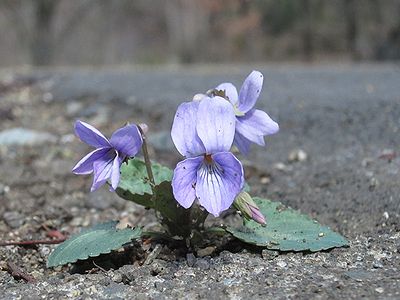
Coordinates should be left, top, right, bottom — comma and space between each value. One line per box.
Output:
72, 120, 142, 192
213, 70, 279, 155
171, 96, 244, 217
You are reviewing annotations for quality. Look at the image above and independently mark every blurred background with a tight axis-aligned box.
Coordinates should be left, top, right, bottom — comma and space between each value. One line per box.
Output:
1, 0, 400, 67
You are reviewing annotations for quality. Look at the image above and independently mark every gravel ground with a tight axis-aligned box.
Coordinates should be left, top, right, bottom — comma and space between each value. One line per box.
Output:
0, 64, 399, 299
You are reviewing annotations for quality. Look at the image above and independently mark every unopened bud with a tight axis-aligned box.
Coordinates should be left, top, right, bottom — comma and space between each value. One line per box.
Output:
234, 191, 266, 225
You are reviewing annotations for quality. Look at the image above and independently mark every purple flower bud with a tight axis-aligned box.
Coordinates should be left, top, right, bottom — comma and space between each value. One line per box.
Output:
234, 191, 266, 225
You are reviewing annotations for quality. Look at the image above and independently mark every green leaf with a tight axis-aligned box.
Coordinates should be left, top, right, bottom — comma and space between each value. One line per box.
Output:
227, 197, 348, 252
116, 159, 173, 207
47, 221, 142, 267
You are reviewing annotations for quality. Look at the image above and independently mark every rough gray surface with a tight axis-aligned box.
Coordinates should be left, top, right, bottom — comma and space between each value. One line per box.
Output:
0, 64, 399, 299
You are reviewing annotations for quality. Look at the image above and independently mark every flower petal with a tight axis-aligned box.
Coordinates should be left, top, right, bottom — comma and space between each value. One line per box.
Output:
233, 132, 252, 155
172, 156, 203, 208
74, 120, 110, 148
196, 152, 244, 216
238, 70, 264, 113
241, 109, 279, 135
110, 152, 122, 191
72, 147, 112, 174
171, 101, 205, 157
90, 151, 116, 192
235, 109, 279, 147
196, 96, 235, 154
110, 124, 143, 157
215, 82, 238, 105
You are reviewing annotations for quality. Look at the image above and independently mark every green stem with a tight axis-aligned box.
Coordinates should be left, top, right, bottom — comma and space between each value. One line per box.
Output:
138, 126, 156, 194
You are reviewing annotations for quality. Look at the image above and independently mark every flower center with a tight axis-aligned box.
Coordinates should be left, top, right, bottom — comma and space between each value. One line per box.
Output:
233, 104, 245, 117
204, 154, 213, 164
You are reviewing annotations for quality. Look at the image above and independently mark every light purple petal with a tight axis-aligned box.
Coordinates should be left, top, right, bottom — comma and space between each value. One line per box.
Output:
72, 147, 112, 174
238, 71, 264, 113
110, 152, 121, 190
215, 82, 238, 105
171, 101, 205, 157
240, 109, 279, 136
172, 156, 203, 208
109, 124, 143, 157
235, 109, 278, 147
90, 151, 116, 192
233, 132, 252, 155
74, 120, 110, 148
196, 152, 244, 217
196, 96, 235, 154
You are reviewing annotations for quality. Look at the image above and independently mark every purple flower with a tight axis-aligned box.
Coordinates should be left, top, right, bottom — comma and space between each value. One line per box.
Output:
213, 70, 279, 155
171, 96, 245, 217
72, 120, 143, 192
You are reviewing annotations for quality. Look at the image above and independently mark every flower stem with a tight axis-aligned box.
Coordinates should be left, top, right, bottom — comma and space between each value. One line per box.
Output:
138, 126, 156, 193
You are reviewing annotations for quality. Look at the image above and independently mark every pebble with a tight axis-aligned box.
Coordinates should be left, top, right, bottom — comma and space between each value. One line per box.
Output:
0, 183, 10, 195
260, 176, 271, 184
196, 246, 216, 257
3, 211, 24, 228
262, 250, 279, 260
276, 260, 287, 268
111, 273, 123, 283
273, 162, 291, 172
288, 149, 308, 162
196, 258, 210, 270
0, 128, 57, 146
39, 246, 51, 258
186, 253, 196, 267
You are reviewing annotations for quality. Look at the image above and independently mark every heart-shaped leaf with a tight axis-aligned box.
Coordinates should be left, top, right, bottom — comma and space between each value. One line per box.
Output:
47, 221, 142, 267
227, 197, 348, 252
116, 159, 173, 207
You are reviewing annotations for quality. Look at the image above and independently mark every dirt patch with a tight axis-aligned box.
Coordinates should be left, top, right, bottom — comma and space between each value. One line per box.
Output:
0, 65, 399, 299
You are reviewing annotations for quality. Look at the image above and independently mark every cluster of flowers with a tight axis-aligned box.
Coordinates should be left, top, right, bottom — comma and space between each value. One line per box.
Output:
72, 71, 279, 219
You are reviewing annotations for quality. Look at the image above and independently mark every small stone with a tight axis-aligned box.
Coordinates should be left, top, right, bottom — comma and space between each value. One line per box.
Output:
276, 260, 287, 268
261, 249, 279, 260
288, 149, 308, 162
383, 211, 389, 219
3, 211, 24, 228
260, 176, 270, 185
186, 253, 196, 267
111, 273, 123, 283
39, 246, 51, 258
361, 158, 373, 167
0, 183, 10, 195
369, 177, 379, 191
373, 261, 383, 268
196, 258, 210, 270
375, 287, 384, 294
196, 246, 216, 258
273, 162, 288, 171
